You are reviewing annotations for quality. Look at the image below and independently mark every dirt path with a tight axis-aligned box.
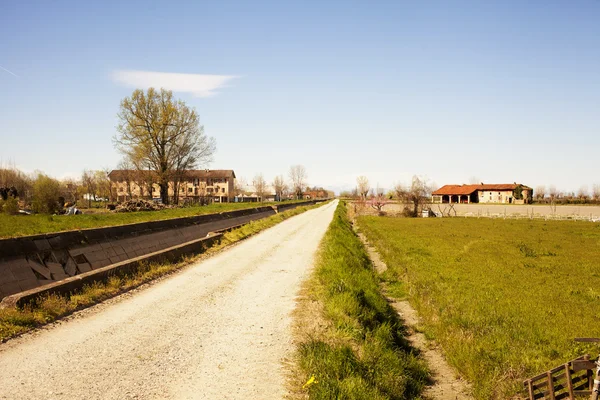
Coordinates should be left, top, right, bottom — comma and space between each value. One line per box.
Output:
0, 200, 338, 400
357, 229, 473, 400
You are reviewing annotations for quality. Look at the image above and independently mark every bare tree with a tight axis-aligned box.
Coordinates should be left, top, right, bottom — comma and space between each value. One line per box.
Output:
114, 88, 216, 204
95, 170, 112, 201
252, 174, 267, 202
578, 185, 589, 201
356, 176, 370, 199
535, 185, 546, 201
60, 178, 80, 205
289, 165, 307, 200
234, 177, 248, 200
548, 185, 558, 201
81, 169, 97, 208
272, 175, 287, 201
395, 175, 432, 217
593, 184, 600, 201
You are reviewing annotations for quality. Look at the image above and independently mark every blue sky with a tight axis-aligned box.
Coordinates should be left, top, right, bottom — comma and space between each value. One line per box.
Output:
1, 1, 599, 194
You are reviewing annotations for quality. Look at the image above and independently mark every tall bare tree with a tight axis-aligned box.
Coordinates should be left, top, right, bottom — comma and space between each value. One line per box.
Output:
95, 170, 112, 201
356, 176, 370, 199
289, 165, 307, 200
578, 185, 589, 201
234, 177, 248, 199
272, 175, 287, 201
252, 174, 267, 201
534, 185, 546, 201
395, 175, 431, 217
81, 169, 97, 208
548, 185, 558, 201
114, 88, 216, 204
593, 184, 600, 201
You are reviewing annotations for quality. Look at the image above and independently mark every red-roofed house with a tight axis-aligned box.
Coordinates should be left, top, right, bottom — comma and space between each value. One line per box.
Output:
432, 183, 533, 204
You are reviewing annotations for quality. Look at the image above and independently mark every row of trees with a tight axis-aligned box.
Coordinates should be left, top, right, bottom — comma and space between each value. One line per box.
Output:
351, 175, 432, 217
235, 165, 309, 201
0, 165, 119, 215
534, 184, 600, 204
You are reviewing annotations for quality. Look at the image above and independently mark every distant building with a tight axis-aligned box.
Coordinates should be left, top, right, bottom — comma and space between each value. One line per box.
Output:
108, 169, 236, 203
432, 183, 533, 204
303, 189, 330, 200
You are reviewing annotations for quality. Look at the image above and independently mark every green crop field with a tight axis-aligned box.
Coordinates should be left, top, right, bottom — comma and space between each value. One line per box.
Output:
0, 201, 304, 239
357, 216, 600, 399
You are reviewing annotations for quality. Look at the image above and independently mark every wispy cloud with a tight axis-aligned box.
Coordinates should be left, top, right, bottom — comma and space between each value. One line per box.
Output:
111, 70, 238, 97
0, 65, 19, 78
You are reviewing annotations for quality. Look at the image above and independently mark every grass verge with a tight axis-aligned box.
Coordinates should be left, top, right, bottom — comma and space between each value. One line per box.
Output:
0, 200, 311, 239
0, 201, 327, 342
357, 216, 600, 399
292, 201, 428, 399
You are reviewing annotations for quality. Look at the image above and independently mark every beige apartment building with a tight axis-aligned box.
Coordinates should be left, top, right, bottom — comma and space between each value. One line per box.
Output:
108, 169, 236, 203
432, 183, 533, 204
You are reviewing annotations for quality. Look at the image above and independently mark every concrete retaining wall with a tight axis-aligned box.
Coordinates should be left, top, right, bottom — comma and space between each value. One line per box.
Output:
0, 200, 322, 301
0, 233, 223, 308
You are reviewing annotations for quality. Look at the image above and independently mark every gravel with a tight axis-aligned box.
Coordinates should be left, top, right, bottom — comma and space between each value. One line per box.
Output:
0, 200, 337, 400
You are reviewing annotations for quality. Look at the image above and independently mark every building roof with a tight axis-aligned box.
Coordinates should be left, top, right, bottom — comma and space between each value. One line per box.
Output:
181, 169, 236, 179
432, 183, 532, 196
108, 169, 236, 181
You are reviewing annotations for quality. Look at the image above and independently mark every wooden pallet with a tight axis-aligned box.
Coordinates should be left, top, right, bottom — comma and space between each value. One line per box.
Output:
523, 355, 596, 399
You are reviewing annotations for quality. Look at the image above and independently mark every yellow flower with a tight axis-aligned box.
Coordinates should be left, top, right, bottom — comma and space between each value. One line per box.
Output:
302, 375, 318, 389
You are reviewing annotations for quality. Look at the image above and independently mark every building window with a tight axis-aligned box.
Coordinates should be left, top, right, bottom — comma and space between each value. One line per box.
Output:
222, 188, 225, 193
188, 188, 193, 193
118, 187, 123, 193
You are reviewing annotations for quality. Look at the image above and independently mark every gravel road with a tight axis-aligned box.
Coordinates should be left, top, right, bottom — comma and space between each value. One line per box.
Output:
0, 200, 337, 400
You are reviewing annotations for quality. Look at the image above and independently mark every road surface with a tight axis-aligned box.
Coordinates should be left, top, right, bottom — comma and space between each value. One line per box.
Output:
0, 200, 337, 400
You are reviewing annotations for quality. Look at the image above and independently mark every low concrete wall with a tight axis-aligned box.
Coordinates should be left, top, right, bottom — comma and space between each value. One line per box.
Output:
0, 233, 223, 308
0, 200, 322, 301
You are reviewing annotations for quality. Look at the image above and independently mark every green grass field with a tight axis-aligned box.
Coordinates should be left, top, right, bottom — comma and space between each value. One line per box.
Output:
357, 216, 600, 399
0, 201, 303, 239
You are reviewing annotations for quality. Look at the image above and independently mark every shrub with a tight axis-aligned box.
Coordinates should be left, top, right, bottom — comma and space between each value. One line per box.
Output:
2, 196, 19, 215
31, 173, 62, 214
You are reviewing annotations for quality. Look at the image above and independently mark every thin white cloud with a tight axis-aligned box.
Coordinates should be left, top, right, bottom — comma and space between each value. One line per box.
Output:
112, 70, 237, 97
0, 65, 19, 78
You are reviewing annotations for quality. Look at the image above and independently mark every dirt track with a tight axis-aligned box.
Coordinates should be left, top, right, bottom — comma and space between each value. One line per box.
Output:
0, 200, 337, 400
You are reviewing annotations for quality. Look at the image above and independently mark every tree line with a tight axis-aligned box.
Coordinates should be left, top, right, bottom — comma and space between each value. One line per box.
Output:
234, 165, 330, 201
344, 175, 431, 217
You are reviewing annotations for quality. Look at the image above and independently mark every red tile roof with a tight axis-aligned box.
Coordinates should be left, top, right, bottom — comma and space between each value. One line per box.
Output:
432, 183, 531, 196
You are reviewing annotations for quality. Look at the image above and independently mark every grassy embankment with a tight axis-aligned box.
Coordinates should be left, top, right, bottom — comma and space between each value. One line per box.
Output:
357, 216, 600, 399
0, 202, 326, 341
0, 200, 306, 239
294, 201, 428, 399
